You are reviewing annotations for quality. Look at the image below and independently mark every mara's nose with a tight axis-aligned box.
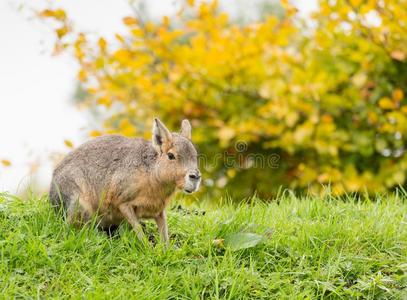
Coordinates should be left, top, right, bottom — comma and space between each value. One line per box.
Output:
188, 171, 201, 180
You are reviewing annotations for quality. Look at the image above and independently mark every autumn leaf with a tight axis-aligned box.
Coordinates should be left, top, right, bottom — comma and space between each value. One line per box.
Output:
393, 89, 404, 102
89, 130, 102, 138
162, 16, 170, 27
391, 50, 405, 61
40, 9, 66, 20
39, 9, 55, 18
64, 140, 74, 148
378, 97, 396, 110
218, 127, 235, 142
56, 26, 69, 38
98, 37, 107, 51
77, 70, 87, 82
122, 16, 138, 26
115, 34, 125, 43
119, 119, 136, 137
1, 160, 11, 167
227, 169, 236, 178
97, 96, 111, 107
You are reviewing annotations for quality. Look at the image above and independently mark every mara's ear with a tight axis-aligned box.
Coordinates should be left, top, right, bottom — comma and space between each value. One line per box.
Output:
152, 118, 172, 153
180, 119, 192, 140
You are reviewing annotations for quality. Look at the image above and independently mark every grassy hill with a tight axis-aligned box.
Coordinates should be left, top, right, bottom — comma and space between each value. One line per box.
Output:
0, 192, 406, 299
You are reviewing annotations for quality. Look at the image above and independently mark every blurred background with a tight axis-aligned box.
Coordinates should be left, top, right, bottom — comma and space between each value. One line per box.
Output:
0, 0, 406, 199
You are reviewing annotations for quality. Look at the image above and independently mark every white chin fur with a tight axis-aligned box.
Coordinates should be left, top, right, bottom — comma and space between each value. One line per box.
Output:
183, 179, 200, 194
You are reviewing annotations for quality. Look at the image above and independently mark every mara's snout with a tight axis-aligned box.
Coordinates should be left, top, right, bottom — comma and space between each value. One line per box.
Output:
183, 170, 201, 194
49, 117, 200, 246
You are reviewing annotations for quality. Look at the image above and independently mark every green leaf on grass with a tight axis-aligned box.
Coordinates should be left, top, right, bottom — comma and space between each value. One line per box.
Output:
224, 233, 264, 251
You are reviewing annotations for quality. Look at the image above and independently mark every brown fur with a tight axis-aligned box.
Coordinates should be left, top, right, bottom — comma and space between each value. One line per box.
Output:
49, 119, 201, 245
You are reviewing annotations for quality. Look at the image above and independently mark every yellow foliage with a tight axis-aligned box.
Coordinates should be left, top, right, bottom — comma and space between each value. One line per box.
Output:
119, 119, 136, 137
64, 140, 74, 149
41, 0, 407, 197
98, 38, 107, 52
39, 9, 66, 20
123, 17, 138, 26
393, 89, 404, 102
89, 130, 102, 138
1, 160, 11, 167
97, 96, 111, 107
378, 97, 396, 110
77, 70, 87, 82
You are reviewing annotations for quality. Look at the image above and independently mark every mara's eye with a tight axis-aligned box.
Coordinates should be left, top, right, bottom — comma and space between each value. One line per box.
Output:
167, 153, 176, 160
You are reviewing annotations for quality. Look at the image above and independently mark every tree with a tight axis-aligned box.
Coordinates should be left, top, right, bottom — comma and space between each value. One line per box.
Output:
40, 0, 407, 197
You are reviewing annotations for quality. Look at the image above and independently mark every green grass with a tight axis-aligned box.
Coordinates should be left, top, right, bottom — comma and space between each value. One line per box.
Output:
0, 192, 406, 299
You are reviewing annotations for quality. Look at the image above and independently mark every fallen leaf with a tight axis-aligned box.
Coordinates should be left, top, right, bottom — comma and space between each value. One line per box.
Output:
224, 233, 264, 251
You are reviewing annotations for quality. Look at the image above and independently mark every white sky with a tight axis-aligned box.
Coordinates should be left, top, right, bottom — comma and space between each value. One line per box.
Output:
0, 0, 317, 194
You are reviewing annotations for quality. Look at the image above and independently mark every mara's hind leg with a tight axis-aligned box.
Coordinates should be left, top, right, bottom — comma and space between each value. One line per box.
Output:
66, 195, 93, 228
49, 181, 72, 213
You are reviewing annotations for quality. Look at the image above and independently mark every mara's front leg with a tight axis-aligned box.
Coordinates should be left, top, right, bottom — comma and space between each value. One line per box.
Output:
155, 210, 169, 247
118, 202, 146, 243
